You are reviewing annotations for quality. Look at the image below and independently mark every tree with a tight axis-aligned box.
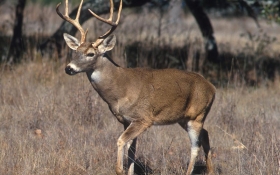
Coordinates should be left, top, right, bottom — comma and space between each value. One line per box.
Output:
7, 0, 26, 64
184, 0, 219, 63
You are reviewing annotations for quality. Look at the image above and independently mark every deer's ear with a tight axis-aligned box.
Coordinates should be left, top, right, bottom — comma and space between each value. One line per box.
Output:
63, 33, 80, 50
98, 35, 116, 53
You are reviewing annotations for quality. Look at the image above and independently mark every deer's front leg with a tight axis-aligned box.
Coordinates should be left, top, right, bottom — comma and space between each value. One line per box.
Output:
123, 122, 137, 175
127, 138, 137, 175
116, 121, 150, 175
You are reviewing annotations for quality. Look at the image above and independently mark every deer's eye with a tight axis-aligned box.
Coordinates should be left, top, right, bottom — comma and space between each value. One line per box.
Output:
86, 53, 95, 57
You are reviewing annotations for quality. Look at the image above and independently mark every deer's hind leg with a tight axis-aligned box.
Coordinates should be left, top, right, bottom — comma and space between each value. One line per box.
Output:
179, 119, 202, 175
200, 128, 214, 174
179, 115, 214, 175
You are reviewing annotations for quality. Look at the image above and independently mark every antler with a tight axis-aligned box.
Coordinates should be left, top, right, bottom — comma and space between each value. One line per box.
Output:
56, 0, 88, 44
89, 0, 122, 48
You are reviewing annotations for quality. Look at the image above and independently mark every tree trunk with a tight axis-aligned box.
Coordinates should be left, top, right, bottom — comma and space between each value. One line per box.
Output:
184, 0, 219, 63
7, 0, 26, 64
39, 0, 151, 57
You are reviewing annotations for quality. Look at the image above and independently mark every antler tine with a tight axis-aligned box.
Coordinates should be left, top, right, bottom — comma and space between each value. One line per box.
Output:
75, 0, 83, 21
89, 0, 122, 48
108, 0, 114, 21
115, 0, 122, 24
56, 0, 88, 43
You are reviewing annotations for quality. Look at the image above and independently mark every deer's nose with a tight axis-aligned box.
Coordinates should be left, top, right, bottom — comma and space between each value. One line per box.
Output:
65, 65, 75, 75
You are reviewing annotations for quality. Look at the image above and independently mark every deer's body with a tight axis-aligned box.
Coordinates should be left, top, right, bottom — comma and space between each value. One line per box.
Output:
57, 0, 216, 174
86, 54, 215, 126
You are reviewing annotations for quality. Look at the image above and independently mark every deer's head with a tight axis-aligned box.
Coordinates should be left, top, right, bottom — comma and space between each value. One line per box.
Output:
56, 0, 122, 75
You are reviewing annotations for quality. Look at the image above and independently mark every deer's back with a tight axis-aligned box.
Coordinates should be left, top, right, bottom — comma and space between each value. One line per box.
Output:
118, 68, 216, 124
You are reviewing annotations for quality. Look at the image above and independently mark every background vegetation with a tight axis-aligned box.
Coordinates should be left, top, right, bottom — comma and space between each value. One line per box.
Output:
0, 0, 280, 174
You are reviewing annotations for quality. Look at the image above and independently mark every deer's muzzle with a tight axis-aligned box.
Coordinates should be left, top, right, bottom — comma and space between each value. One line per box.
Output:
65, 65, 77, 75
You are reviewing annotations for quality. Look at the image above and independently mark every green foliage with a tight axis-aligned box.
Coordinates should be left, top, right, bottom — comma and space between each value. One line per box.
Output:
261, 3, 280, 24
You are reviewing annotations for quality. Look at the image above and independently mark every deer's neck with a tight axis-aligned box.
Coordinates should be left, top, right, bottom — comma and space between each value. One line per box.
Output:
86, 54, 119, 82
86, 54, 125, 103
86, 55, 119, 80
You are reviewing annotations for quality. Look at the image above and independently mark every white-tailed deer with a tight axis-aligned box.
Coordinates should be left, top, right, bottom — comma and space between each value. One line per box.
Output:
56, 0, 216, 174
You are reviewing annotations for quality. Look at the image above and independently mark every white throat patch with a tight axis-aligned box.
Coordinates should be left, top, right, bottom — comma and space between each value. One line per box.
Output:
90, 70, 101, 83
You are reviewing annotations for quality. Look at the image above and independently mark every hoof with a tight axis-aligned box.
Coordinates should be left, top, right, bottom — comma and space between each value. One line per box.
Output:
115, 167, 124, 175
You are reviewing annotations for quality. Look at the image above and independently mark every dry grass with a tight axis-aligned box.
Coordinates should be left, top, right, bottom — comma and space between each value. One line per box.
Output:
0, 59, 279, 175
0, 1, 280, 174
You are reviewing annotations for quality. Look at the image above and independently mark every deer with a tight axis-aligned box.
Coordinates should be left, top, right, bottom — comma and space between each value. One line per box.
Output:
56, 0, 216, 174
